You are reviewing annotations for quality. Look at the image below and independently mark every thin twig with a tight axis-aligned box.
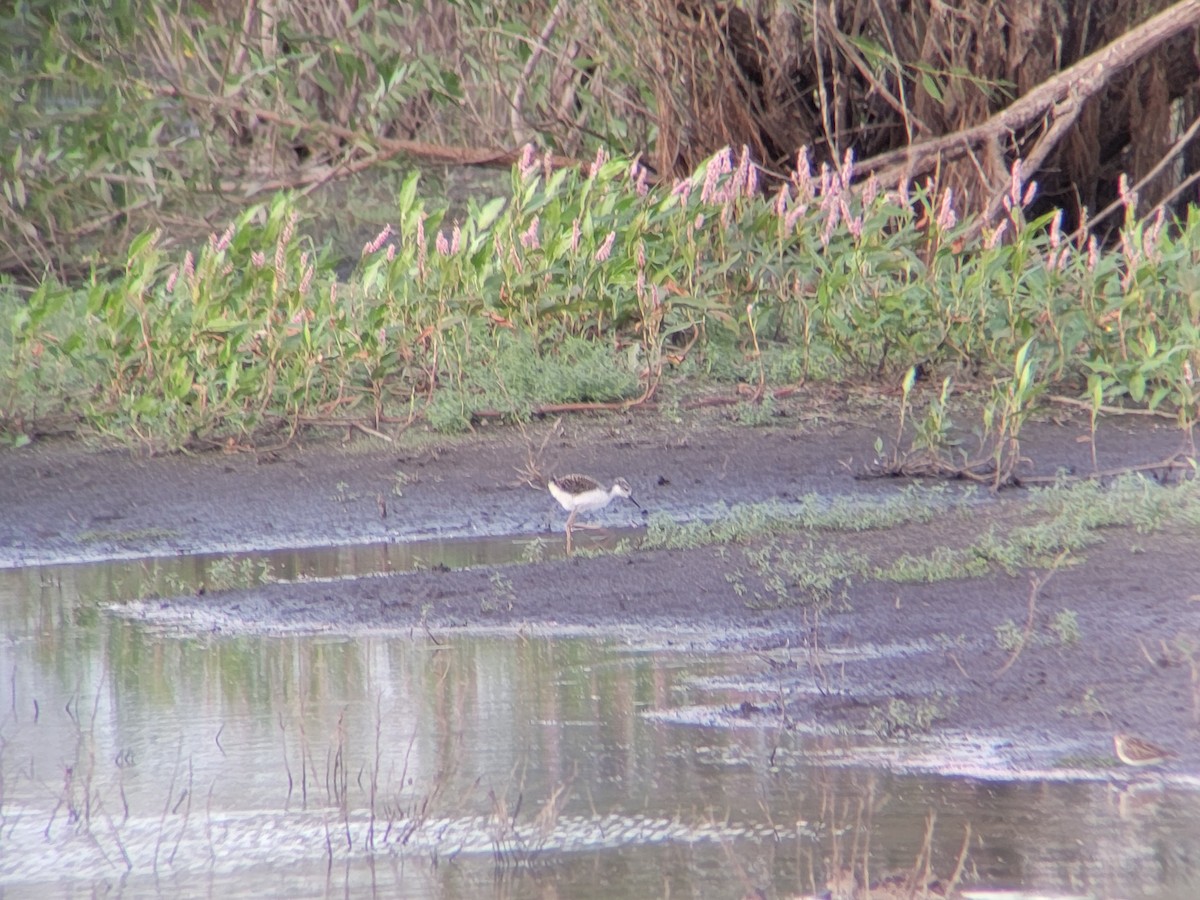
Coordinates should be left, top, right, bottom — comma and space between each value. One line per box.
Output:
1048, 393, 1178, 419
995, 556, 1065, 678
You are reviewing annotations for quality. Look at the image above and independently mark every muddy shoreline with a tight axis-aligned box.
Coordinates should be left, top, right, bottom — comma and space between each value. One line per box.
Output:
4, 403, 1199, 775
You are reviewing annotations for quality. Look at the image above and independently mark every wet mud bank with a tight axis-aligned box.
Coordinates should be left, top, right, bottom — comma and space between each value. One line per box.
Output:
4, 407, 1199, 775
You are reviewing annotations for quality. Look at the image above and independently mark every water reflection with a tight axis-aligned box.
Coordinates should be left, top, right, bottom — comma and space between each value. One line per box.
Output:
2, 560, 1199, 899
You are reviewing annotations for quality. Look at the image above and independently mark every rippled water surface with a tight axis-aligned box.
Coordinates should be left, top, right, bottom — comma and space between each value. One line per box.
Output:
3, 546, 1199, 899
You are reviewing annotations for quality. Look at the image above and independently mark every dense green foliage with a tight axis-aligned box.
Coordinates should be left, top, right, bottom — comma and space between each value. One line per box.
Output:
3, 143, 1199, 453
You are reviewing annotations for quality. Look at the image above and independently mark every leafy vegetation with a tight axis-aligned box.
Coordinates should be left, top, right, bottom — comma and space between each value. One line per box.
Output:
868, 694, 957, 739
647, 475, 1200, 606
2, 2, 1199, 459
4, 138, 1199, 456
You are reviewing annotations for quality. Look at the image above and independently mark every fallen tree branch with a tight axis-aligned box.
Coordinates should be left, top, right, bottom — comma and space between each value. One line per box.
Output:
511, 0, 572, 146
857, 0, 1200, 198
1017, 452, 1197, 484
1047, 394, 1179, 420
153, 83, 586, 194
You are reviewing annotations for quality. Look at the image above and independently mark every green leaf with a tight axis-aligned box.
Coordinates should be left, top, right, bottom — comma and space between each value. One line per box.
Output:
438, 70, 462, 99
1148, 385, 1169, 410
1087, 373, 1103, 411
475, 196, 507, 232
397, 170, 420, 216
921, 72, 943, 103
1128, 370, 1146, 402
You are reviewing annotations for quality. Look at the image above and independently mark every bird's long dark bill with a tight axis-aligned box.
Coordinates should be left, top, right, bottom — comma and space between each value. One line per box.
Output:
628, 496, 643, 509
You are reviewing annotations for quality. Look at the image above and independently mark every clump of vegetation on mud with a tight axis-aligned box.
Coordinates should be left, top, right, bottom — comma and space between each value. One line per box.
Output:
648, 474, 1200, 604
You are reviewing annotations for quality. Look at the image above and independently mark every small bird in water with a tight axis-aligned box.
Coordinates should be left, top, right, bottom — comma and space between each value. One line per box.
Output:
548, 474, 641, 552
1113, 733, 1177, 767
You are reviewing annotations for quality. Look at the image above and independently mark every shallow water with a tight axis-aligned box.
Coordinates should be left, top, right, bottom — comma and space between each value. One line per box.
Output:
3, 546, 1200, 899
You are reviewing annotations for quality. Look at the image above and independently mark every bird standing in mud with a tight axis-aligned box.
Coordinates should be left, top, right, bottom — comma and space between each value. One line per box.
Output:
548, 474, 641, 553
1113, 733, 1177, 767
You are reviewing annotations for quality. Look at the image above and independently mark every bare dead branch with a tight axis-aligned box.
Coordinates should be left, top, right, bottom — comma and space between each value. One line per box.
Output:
859, 0, 1200, 202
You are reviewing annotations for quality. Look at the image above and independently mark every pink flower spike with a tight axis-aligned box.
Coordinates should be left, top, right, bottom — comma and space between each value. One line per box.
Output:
774, 186, 789, 216
594, 231, 615, 263
451, 224, 461, 255
165, 269, 178, 292
793, 147, 814, 200
862, 173, 879, 209
784, 200, 807, 232
730, 145, 751, 197
436, 231, 450, 256
700, 167, 719, 205
1048, 209, 1062, 248
571, 218, 581, 254
839, 148, 855, 187
519, 143, 538, 180
213, 223, 234, 253
635, 167, 649, 197
1118, 173, 1133, 208
985, 219, 1009, 249
701, 148, 733, 204
1087, 235, 1099, 271
365, 224, 392, 255
520, 216, 540, 250
1021, 180, 1038, 208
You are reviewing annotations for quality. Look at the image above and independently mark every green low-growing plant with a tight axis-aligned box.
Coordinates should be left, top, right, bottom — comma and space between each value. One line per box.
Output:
876, 546, 990, 583
77, 527, 179, 545
205, 556, 273, 592
1049, 609, 1081, 646
642, 485, 959, 551
1058, 686, 1109, 720
993, 619, 1025, 653
740, 541, 862, 611
868, 693, 956, 739
486, 570, 516, 612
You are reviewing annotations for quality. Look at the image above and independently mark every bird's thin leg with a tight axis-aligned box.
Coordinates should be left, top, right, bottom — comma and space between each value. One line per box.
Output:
565, 511, 576, 555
